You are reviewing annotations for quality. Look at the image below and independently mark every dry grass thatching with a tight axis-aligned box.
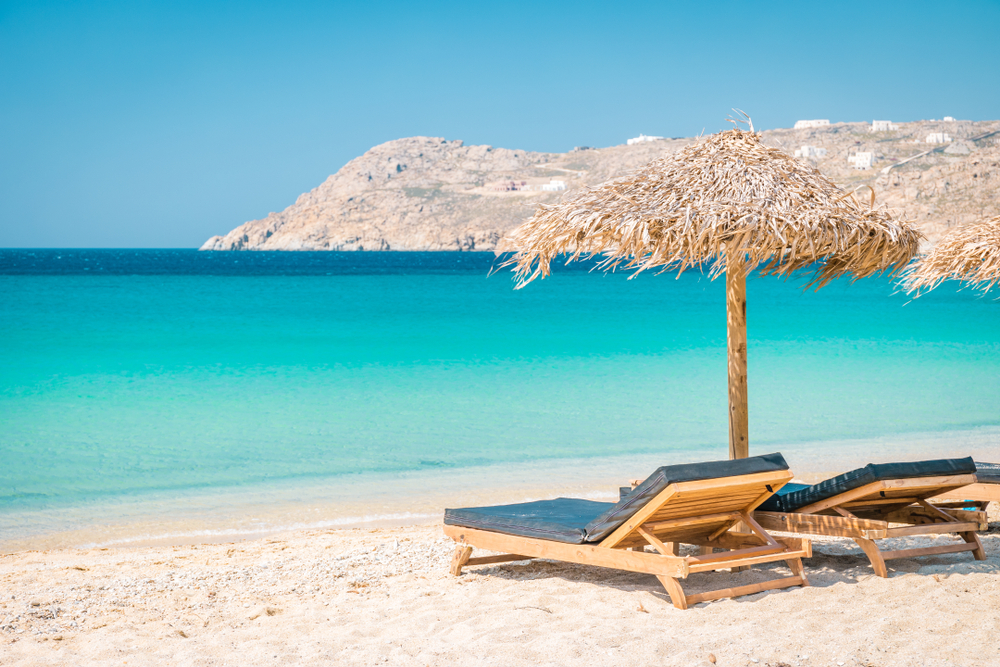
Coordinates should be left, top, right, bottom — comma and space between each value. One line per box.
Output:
903, 215, 1000, 295
500, 126, 922, 287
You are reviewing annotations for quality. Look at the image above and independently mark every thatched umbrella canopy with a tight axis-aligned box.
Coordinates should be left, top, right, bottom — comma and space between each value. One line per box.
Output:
903, 215, 1000, 295
501, 123, 922, 459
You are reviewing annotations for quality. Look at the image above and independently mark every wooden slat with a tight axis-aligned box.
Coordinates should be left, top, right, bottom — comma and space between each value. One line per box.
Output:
949, 508, 989, 531
884, 522, 981, 537
646, 492, 764, 511
842, 497, 920, 508
687, 544, 785, 566
629, 470, 792, 499
645, 498, 761, 521
598, 470, 791, 549
649, 496, 764, 512
880, 542, 981, 561
685, 575, 805, 604
685, 532, 811, 558
669, 471, 793, 499
753, 511, 887, 539
444, 525, 689, 578
687, 546, 810, 573
933, 501, 989, 510
931, 483, 1000, 503
668, 484, 781, 503
881, 505, 987, 529
641, 512, 741, 532
466, 554, 532, 566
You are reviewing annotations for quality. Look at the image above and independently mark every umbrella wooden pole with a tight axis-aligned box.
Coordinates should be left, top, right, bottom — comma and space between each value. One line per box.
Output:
726, 262, 749, 460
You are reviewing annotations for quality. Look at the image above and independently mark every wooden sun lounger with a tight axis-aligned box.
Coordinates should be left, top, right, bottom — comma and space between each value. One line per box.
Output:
930, 462, 1000, 509
445, 467, 811, 609
931, 484, 1000, 510
754, 474, 987, 578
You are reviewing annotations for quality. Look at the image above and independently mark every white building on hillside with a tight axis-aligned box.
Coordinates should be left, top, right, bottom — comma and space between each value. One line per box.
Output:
794, 145, 827, 158
943, 116, 956, 122
926, 133, 952, 144
540, 179, 566, 192
794, 119, 830, 129
847, 152, 874, 170
627, 134, 663, 145
871, 120, 898, 132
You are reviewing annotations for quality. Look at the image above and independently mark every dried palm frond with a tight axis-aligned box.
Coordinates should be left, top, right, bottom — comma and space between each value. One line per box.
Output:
903, 215, 1000, 295
500, 127, 922, 288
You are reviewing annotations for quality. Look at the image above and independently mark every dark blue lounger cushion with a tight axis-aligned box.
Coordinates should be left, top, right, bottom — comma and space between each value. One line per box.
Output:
975, 461, 1000, 484
444, 497, 613, 544
757, 483, 809, 512
444, 452, 789, 544
757, 457, 977, 513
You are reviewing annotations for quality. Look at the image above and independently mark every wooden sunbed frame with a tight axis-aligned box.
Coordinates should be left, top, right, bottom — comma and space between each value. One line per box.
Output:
445, 470, 811, 609
931, 481, 1000, 509
753, 474, 988, 578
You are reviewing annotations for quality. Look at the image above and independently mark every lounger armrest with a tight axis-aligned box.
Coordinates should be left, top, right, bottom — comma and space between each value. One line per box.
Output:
443, 524, 690, 578
753, 511, 888, 539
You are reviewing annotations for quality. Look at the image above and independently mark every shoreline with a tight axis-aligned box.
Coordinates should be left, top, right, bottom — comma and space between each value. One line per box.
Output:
4, 425, 998, 554
1, 513, 998, 666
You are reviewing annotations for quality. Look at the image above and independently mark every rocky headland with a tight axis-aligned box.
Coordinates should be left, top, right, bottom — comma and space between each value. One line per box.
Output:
201, 120, 1000, 252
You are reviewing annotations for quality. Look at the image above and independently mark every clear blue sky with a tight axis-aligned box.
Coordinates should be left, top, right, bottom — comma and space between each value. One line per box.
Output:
2, 0, 998, 248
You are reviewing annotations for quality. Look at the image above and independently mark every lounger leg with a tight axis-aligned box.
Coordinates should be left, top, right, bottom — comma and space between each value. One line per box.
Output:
960, 531, 987, 561
450, 545, 473, 576
656, 575, 689, 610
785, 557, 809, 586
853, 537, 888, 578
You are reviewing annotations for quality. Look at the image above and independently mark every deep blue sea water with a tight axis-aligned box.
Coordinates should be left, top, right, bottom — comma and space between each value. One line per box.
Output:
2, 249, 999, 548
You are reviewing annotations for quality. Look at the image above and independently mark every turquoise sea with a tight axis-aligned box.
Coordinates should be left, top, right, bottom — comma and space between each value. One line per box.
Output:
2, 250, 998, 550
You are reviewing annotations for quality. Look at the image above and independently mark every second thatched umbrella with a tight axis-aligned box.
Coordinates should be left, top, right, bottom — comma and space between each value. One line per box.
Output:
501, 124, 922, 459
903, 214, 1000, 295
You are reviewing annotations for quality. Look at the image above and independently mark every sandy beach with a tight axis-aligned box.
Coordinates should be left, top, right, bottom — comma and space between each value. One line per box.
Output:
2, 505, 997, 667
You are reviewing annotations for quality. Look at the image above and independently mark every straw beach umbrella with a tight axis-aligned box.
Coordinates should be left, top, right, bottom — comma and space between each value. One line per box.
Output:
501, 117, 922, 459
903, 215, 1000, 295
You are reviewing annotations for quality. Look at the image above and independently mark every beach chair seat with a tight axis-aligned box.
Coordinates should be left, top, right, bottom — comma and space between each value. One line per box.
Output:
753, 457, 987, 578
930, 461, 1000, 509
444, 453, 812, 610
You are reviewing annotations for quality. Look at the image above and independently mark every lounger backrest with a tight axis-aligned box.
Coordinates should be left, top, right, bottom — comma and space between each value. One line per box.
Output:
583, 452, 789, 542
602, 469, 796, 550
776, 457, 977, 512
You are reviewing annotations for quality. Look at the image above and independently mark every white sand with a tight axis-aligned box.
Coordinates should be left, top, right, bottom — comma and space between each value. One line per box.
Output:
1, 508, 998, 667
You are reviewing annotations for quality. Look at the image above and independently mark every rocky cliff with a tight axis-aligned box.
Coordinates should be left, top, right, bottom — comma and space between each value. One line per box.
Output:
201, 120, 1000, 252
